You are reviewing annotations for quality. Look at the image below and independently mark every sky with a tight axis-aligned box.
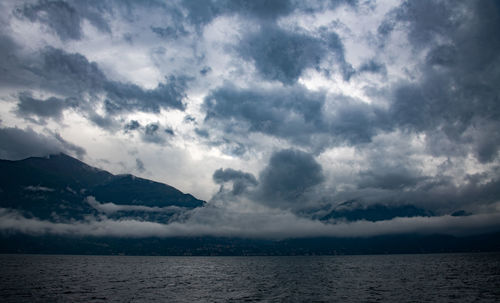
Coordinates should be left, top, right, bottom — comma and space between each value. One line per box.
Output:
1, 0, 500, 239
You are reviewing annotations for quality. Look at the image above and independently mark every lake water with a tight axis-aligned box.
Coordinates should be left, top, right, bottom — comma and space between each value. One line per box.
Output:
1, 253, 499, 302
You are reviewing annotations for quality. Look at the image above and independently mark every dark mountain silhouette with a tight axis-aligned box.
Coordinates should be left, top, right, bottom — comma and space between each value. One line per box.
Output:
92, 174, 203, 208
0, 153, 205, 220
319, 200, 434, 222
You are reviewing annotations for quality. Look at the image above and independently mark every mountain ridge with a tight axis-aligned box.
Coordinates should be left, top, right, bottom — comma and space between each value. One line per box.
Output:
0, 153, 205, 220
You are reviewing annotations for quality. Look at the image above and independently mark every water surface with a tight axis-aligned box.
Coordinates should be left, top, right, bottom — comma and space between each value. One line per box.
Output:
1, 253, 499, 302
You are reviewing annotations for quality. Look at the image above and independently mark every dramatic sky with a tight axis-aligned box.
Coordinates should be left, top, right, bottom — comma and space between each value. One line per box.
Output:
1, 0, 500, 238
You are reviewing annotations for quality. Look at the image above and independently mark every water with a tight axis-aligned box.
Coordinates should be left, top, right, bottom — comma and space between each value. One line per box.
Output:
1, 253, 499, 302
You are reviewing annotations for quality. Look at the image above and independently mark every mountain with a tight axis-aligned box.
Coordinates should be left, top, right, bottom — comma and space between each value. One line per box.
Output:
0, 153, 205, 221
1, 154, 498, 255
319, 200, 434, 222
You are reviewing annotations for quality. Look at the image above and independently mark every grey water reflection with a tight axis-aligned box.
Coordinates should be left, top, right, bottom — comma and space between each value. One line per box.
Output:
1, 253, 499, 302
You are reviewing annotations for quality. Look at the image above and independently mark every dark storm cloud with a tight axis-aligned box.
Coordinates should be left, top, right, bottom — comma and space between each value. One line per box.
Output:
204, 83, 325, 146
180, 0, 357, 27
238, 25, 323, 84
3, 44, 187, 130
376, 0, 454, 47
155, 1, 355, 85
213, 168, 258, 195
0, 126, 85, 160
425, 44, 457, 66
16, 92, 75, 122
385, 0, 500, 163
394, 0, 459, 49
40, 47, 186, 113
0, 34, 38, 88
180, 0, 221, 28
40, 47, 106, 94
87, 112, 117, 130
2, 44, 186, 117
179, 0, 293, 28
381, 171, 500, 214
358, 169, 425, 190
15, 0, 110, 41
103, 75, 187, 113
238, 24, 352, 84
224, 0, 293, 20
16, 0, 83, 40
209, 149, 327, 209
204, 84, 387, 151
327, 95, 388, 145
258, 149, 324, 206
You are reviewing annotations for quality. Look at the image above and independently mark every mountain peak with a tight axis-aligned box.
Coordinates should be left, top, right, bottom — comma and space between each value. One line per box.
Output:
0, 154, 205, 220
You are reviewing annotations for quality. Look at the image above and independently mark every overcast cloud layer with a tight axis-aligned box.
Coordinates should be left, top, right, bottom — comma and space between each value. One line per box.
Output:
1, 0, 500, 238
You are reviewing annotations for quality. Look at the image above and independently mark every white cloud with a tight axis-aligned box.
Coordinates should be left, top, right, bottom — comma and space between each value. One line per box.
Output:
1, 206, 499, 239
86, 196, 187, 214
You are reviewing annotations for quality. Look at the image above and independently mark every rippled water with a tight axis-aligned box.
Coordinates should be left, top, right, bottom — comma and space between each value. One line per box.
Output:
1, 253, 499, 302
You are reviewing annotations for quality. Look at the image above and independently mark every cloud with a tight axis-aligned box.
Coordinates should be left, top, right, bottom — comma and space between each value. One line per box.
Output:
143, 123, 165, 144
24, 185, 54, 192
124, 120, 141, 132
39, 47, 186, 113
53, 132, 86, 159
1, 206, 499, 239
16, 0, 84, 40
15, 0, 110, 41
238, 24, 352, 84
122, 121, 174, 145
213, 168, 258, 195
0, 34, 38, 88
135, 158, 145, 173
382, 0, 500, 163
394, 0, 459, 49
151, 25, 188, 40
358, 168, 424, 190
3, 44, 187, 130
86, 196, 184, 215
16, 91, 75, 123
194, 128, 209, 138
203, 83, 387, 151
357, 59, 386, 75
179, 0, 294, 29
203, 83, 325, 147
238, 24, 324, 84
226, 0, 294, 20
258, 149, 324, 207
0, 126, 86, 160
179, 0, 357, 28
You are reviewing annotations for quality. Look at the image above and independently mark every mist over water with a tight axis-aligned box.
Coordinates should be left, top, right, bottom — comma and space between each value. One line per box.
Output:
1, 253, 499, 302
